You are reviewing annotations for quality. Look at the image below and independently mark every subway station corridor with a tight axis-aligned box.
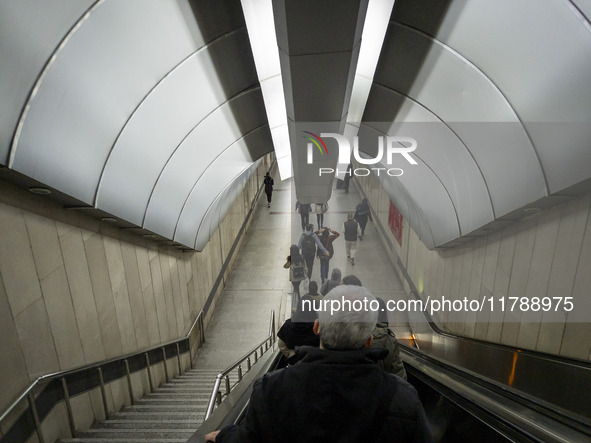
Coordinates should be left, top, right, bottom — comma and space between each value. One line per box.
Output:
193, 170, 409, 370
2, 0, 591, 442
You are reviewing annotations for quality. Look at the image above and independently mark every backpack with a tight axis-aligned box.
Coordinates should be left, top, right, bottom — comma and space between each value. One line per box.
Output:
321, 202, 328, 212
299, 203, 312, 214
292, 259, 306, 280
301, 234, 316, 256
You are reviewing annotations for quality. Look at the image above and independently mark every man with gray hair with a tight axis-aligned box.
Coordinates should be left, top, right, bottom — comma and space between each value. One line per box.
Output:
205, 285, 432, 442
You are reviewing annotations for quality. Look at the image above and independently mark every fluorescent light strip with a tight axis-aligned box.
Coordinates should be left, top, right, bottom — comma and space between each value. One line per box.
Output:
242, 0, 394, 180
339, 0, 396, 178
241, 0, 292, 179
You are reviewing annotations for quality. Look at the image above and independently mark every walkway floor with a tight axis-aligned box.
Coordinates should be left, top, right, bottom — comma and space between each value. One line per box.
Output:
193, 173, 409, 370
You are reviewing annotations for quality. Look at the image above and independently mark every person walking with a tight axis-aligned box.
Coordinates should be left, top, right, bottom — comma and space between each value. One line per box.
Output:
343, 163, 352, 193
298, 224, 328, 279
343, 212, 361, 265
315, 227, 340, 284
314, 202, 328, 229
295, 201, 312, 231
263, 172, 274, 208
285, 244, 307, 301
354, 197, 372, 240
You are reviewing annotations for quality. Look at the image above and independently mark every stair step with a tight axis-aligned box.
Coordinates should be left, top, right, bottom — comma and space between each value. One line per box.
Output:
58, 366, 223, 441
59, 439, 186, 443
121, 405, 208, 413
77, 429, 195, 439
155, 387, 214, 393
96, 420, 199, 430
112, 411, 204, 420
135, 398, 209, 405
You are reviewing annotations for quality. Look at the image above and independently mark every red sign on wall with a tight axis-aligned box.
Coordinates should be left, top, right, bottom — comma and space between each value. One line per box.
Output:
388, 200, 403, 246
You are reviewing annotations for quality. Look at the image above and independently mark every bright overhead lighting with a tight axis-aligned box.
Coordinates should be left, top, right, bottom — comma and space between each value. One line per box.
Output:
241, 0, 292, 179
241, 0, 394, 181
339, 0, 395, 178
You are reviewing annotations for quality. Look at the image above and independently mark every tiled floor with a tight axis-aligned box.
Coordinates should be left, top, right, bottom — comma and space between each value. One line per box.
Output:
193, 174, 410, 369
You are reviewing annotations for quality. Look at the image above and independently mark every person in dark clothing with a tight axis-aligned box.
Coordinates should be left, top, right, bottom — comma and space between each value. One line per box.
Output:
373, 297, 407, 380
304, 280, 322, 302
344, 163, 352, 193
354, 197, 372, 240
286, 244, 307, 300
298, 224, 328, 279
295, 201, 312, 231
205, 286, 432, 443
341, 274, 362, 287
277, 295, 320, 364
315, 227, 340, 284
263, 172, 274, 208
320, 267, 342, 296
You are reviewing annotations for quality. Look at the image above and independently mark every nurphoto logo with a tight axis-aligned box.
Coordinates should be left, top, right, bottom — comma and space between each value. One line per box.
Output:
303, 131, 418, 177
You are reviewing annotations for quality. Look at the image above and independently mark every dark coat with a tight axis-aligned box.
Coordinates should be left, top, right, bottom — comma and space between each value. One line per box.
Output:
216, 346, 433, 443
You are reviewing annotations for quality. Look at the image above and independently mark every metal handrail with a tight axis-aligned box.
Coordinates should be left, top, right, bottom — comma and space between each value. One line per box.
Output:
0, 309, 205, 437
204, 310, 276, 420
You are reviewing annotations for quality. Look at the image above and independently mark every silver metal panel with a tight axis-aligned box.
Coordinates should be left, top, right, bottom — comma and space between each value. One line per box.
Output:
392, 0, 591, 193
96, 50, 224, 225
174, 131, 265, 248
0, 0, 94, 164
359, 115, 493, 237
11, 0, 206, 203
143, 105, 254, 238
356, 126, 460, 245
194, 163, 258, 251
371, 23, 547, 222
571, 0, 591, 21
96, 47, 263, 226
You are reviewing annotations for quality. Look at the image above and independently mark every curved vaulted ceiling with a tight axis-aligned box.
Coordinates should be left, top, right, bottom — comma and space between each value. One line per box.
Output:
1, 0, 590, 251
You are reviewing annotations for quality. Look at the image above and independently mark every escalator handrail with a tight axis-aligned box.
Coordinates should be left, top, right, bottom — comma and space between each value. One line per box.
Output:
402, 345, 591, 442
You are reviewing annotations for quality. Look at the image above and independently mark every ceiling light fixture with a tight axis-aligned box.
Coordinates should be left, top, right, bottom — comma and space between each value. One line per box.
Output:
339, 0, 396, 178
241, 0, 292, 179
28, 186, 52, 195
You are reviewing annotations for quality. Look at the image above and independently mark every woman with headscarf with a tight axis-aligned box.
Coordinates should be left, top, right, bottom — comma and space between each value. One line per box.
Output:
354, 198, 372, 240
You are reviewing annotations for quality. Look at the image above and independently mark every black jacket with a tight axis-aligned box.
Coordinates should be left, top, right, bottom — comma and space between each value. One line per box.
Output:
216, 346, 433, 442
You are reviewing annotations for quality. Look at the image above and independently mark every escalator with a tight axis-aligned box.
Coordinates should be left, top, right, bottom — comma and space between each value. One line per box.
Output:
190, 332, 591, 442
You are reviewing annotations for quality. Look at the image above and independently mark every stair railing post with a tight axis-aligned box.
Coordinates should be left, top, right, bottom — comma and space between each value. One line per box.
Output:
225, 375, 231, 396
124, 359, 134, 405
61, 377, 76, 437
27, 393, 45, 443
162, 347, 169, 383
97, 367, 110, 420
145, 353, 154, 393
176, 342, 182, 375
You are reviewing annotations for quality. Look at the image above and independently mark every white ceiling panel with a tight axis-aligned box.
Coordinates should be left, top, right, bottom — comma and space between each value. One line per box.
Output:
10, 0, 206, 203
360, 115, 493, 236
0, 0, 94, 164
194, 162, 258, 251
393, 0, 591, 193
173, 131, 264, 247
143, 104, 256, 239
96, 45, 241, 226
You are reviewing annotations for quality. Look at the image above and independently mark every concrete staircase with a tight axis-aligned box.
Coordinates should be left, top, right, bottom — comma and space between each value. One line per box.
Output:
58, 369, 234, 443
